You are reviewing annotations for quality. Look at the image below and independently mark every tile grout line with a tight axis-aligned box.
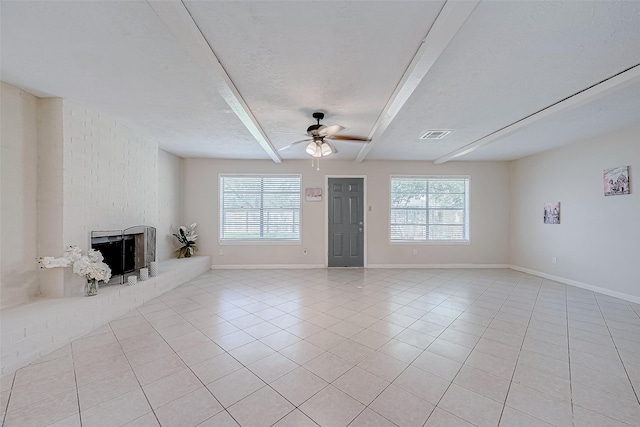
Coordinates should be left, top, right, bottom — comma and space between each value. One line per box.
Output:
336, 270, 468, 427
114, 305, 231, 425
469, 274, 541, 427
566, 282, 576, 427
0, 372, 16, 427
156, 276, 374, 425
195, 276, 348, 427
264, 269, 474, 426
190, 279, 336, 426
352, 271, 492, 425
592, 295, 640, 406
355, 272, 519, 426
70, 341, 83, 427
106, 318, 162, 427
7, 268, 639, 427
411, 277, 495, 426
137, 301, 241, 426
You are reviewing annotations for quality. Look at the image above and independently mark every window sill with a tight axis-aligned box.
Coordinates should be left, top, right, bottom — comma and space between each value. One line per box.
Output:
390, 240, 471, 245
219, 240, 302, 246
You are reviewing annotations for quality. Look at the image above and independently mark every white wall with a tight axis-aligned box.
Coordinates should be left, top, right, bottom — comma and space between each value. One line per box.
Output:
158, 149, 183, 260
37, 98, 65, 299
0, 83, 39, 308
1, 85, 197, 374
1, 83, 185, 305
183, 159, 510, 267
509, 125, 640, 301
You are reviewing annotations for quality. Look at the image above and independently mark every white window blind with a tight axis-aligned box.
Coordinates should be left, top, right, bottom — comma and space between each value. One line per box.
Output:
390, 176, 470, 242
220, 175, 301, 241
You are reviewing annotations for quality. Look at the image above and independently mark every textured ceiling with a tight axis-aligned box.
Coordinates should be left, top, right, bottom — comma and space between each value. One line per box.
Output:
1, 1, 639, 162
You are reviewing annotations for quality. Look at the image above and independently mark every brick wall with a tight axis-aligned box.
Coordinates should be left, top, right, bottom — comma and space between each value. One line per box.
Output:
2, 84, 183, 303
62, 101, 159, 253
54, 101, 161, 296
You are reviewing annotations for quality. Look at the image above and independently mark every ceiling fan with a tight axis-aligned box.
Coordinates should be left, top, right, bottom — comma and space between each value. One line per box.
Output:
279, 112, 370, 158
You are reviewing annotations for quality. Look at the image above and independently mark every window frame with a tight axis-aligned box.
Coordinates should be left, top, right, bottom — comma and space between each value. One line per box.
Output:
219, 173, 302, 245
389, 175, 470, 245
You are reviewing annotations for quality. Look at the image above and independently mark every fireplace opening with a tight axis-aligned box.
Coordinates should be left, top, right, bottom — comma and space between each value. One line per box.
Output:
91, 226, 156, 285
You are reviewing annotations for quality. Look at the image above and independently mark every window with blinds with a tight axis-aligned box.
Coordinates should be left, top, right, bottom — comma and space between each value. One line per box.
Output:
220, 175, 301, 242
390, 176, 470, 242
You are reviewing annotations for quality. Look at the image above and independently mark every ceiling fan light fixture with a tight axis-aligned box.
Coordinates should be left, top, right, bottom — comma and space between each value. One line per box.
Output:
282, 112, 369, 161
305, 141, 317, 155
321, 142, 333, 156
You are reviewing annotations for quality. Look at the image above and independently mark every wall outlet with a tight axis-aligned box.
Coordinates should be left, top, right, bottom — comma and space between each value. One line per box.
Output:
551, 256, 557, 264
413, 249, 418, 255
303, 248, 308, 255
219, 248, 224, 256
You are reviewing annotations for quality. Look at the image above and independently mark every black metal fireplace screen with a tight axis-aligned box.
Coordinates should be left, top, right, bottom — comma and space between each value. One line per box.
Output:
91, 226, 156, 285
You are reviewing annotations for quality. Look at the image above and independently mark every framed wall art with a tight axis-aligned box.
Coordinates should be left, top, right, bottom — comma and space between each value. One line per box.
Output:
544, 202, 560, 224
604, 166, 630, 196
305, 187, 322, 202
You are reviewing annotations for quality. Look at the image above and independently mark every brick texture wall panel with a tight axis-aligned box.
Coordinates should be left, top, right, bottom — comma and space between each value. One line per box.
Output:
62, 101, 159, 267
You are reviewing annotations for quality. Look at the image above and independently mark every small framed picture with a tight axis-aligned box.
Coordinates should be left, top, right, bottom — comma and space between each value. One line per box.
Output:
305, 188, 322, 202
544, 202, 560, 224
604, 166, 630, 196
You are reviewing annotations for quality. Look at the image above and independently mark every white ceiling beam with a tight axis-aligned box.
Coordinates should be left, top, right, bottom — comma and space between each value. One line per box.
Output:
147, 0, 281, 163
434, 64, 640, 164
355, 0, 480, 163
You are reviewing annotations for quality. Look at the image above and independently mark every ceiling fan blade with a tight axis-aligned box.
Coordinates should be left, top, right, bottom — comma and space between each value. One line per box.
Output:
318, 124, 345, 137
327, 135, 370, 142
278, 138, 312, 151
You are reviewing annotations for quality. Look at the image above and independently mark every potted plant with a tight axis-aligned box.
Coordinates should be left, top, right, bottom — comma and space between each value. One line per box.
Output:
173, 223, 198, 258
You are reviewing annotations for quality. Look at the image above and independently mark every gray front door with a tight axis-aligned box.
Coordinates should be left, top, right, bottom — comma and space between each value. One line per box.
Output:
328, 178, 364, 267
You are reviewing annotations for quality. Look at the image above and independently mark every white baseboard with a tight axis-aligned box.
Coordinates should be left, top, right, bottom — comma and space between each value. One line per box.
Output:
368, 263, 511, 269
211, 264, 325, 270
509, 265, 640, 305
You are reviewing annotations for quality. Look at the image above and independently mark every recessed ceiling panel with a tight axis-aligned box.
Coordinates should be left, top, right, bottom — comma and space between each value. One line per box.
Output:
1, 1, 638, 162
184, 0, 445, 159
461, 82, 640, 161
0, 0, 269, 159
367, 0, 640, 161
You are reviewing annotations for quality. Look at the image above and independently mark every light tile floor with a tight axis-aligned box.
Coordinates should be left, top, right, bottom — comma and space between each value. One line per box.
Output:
2, 268, 640, 427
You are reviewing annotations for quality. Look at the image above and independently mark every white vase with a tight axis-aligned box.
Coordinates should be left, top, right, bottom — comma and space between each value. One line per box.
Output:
139, 268, 149, 281
127, 276, 137, 286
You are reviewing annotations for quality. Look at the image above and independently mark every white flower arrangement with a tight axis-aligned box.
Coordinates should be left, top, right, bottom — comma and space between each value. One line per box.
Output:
38, 245, 112, 283
172, 223, 198, 258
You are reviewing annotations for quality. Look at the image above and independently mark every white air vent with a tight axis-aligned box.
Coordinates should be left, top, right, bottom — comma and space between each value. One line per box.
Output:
420, 130, 451, 140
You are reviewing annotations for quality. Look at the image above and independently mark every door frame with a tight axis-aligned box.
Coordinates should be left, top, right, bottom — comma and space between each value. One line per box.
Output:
324, 175, 367, 268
